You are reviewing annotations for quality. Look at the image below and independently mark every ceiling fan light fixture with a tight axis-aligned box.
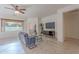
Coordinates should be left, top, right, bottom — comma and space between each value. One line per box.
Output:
15, 11, 20, 14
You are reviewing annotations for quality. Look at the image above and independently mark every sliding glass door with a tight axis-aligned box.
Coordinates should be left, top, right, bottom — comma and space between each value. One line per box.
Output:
1, 19, 24, 32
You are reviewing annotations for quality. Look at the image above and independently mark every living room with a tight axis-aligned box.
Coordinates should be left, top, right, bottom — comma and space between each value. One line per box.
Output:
0, 4, 79, 54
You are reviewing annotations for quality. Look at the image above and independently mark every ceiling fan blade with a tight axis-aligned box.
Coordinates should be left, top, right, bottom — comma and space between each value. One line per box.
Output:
10, 4, 25, 14
10, 4, 19, 10
19, 10, 25, 14
20, 9, 26, 11
10, 4, 16, 8
5, 7, 14, 10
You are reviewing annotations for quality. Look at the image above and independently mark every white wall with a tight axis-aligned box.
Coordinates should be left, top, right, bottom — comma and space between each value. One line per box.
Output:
64, 11, 79, 39
0, 31, 18, 39
41, 13, 64, 42
41, 14, 58, 40
57, 11, 64, 42
56, 5, 79, 42
24, 17, 40, 35
0, 19, 1, 32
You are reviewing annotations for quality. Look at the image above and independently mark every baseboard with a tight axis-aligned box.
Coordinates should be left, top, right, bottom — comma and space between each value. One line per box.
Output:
64, 37, 79, 40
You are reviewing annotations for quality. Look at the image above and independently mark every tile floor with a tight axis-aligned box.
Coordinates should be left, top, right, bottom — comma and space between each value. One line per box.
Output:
0, 38, 25, 54
23, 36, 79, 54
0, 36, 79, 54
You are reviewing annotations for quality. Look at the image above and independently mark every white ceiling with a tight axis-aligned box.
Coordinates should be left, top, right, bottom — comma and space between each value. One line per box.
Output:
0, 4, 69, 20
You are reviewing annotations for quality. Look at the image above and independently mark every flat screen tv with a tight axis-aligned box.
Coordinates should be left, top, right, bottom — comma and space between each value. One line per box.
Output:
46, 22, 55, 29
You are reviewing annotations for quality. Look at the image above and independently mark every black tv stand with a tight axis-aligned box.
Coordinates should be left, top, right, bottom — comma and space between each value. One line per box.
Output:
42, 30, 55, 37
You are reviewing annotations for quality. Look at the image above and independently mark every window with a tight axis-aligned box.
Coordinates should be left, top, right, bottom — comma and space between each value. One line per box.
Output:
1, 19, 24, 32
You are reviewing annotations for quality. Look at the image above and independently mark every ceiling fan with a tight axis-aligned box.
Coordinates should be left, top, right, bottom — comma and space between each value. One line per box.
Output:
5, 4, 26, 14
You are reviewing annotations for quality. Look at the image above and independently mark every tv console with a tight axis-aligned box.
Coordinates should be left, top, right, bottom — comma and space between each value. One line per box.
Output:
42, 30, 55, 37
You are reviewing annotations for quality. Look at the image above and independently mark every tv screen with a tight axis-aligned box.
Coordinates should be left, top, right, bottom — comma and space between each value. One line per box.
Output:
46, 22, 55, 29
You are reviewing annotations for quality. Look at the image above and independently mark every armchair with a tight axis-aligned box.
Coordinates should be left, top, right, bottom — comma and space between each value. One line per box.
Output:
18, 32, 37, 49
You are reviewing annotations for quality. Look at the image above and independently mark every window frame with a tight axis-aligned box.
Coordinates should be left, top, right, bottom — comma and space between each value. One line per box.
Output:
1, 18, 24, 32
